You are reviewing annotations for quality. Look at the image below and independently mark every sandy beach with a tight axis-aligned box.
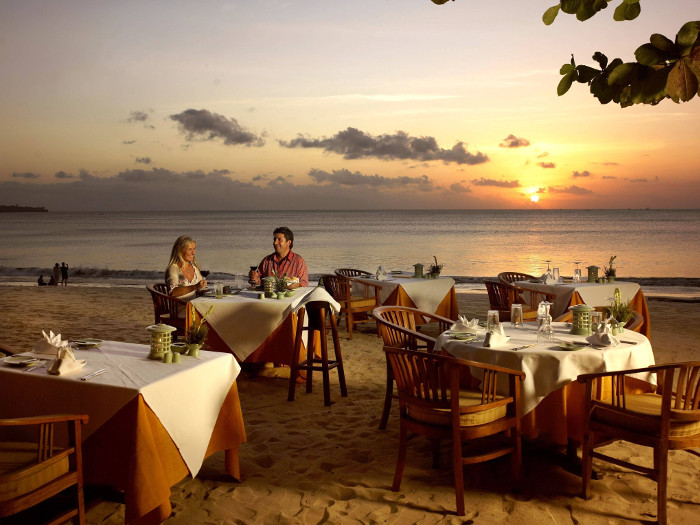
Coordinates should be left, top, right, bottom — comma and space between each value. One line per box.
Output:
1, 284, 699, 524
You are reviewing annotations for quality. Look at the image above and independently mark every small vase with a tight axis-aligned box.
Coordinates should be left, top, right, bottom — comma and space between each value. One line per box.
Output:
186, 343, 202, 357
276, 291, 286, 300
608, 276, 615, 283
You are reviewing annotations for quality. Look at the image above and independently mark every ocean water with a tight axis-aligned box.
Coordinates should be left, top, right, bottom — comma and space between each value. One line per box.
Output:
1, 210, 699, 288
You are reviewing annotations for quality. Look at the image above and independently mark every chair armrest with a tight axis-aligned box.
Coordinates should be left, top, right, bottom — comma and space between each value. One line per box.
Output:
348, 277, 383, 292
0, 414, 89, 427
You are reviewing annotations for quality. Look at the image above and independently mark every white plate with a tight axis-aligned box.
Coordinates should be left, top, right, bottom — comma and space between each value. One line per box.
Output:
3, 355, 39, 367
74, 339, 102, 348
390, 270, 404, 275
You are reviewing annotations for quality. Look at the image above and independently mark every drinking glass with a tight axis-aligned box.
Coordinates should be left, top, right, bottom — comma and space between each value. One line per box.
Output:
510, 304, 523, 328
573, 269, 582, 283
487, 310, 500, 333
552, 268, 560, 282
590, 311, 602, 332
214, 281, 223, 299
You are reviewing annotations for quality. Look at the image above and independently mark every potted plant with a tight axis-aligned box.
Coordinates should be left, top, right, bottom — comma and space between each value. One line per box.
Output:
427, 256, 444, 278
186, 304, 213, 356
605, 287, 633, 328
603, 255, 617, 283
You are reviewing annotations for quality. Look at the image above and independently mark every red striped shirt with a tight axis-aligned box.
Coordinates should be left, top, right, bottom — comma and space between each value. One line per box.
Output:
257, 250, 308, 287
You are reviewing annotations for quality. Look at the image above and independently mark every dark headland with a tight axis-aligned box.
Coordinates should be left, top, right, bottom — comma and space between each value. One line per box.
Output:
0, 204, 48, 212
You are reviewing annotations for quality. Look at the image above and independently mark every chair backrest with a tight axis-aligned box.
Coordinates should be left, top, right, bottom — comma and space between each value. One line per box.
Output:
146, 284, 190, 335
320, 274, 350, 302
153, 283, 169, 295
498, 272, 536, 284
373, 305, 440, 351
335, 268, 373, 279
484, 280, 517, 312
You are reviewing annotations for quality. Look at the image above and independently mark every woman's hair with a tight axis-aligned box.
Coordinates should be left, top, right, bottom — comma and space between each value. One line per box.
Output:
166, 236, 199, 273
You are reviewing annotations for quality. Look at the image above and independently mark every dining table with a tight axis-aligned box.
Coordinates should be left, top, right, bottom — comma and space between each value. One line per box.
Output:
191, 286, 339, 364
435, 322, 656, 447
355, 273, 458, 320
0, 341, 246, 525
514, 279, 651, 337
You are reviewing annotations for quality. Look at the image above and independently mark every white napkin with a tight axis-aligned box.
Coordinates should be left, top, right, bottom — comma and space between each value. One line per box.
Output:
450, 316, 482, 334
586, 323, 620, 347
284, 276, 300, 287
375, 266, 388, 280
483, 331, 510, 348
32, 330, 68, 357
291, 286, 341, 315
47, 346, 86, 375
537, 302, 553, 321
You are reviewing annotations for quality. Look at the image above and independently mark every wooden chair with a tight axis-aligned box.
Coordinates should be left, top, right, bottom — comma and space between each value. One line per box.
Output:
385, 347, 524, 516
484, 280, 541, 322
554, 308, 644, 333
0, 414, 89, 524
288, 301, 347, 407
334, 268, 373, 279
320, 274, 381, 339
146, 284, 192, 340
577, 362, 700, 525
373, 305, 453, 429
498, 271, 537, 284
511, 283, 557, 317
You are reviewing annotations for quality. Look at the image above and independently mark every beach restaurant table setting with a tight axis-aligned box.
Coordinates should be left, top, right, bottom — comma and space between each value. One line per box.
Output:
514, 279, 650, 337
0, 336, 246, 525
192, 286, 339, 363
435, 321, 656, 446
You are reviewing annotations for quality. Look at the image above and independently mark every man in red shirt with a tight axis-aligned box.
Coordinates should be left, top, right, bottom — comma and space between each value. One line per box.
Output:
249, 227, 309, 288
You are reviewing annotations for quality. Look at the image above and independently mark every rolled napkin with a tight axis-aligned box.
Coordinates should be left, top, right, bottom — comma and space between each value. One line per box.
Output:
47, 346, 87, 376
450, 315, 482, 334
586, 323, 620, 347
375, 266, 388, 281
483, 331, 510, 348
33, 330, 69, 357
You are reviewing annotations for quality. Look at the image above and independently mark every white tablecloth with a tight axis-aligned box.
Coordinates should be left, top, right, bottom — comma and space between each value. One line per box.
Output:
361, 275, 455, 315
513, 280, 641, 318
192, 286, 338, 361
0, 341, 240, 477
436, 322, 655, 415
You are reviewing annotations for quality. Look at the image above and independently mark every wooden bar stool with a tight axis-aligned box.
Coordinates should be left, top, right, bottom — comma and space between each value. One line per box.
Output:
288, 301, 347, 406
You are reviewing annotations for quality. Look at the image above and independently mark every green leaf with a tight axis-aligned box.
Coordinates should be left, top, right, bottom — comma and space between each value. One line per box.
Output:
542, 5, 560, 25
430, 0, 453, 4
608, 62, 635, 85
677, 21, 700, 51
666, 60, 699, 102
592, 52, 608, 70
635, 43, 666, 66
650, 33, 675, 53
613, 2, 627, 21
592, 0, 608, 10
576, 65, 600, 82
557, 72, 576, 96
613, 1, 639, 21
560, 63, 575, 75
560, 0, 581, 15
576, 2, 596, 21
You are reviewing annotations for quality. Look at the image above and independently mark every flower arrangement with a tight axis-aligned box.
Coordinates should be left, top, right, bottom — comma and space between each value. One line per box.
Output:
603, 255, 617, 278
186, 304, 213, 345
427, 255, 444, 276
605, 287, 633, 325
272, 270, 289, 292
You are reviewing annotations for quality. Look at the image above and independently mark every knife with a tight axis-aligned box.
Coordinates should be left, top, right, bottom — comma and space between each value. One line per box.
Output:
512, 343, 537, 351
80, 369, 107, 381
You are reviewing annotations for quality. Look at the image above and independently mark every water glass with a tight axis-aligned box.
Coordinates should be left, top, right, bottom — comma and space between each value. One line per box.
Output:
573, 269, 582, 283
552, 268, 560, 282
486, 310, 500, 333
510, 304, 523, 328
214, 281, 223, 298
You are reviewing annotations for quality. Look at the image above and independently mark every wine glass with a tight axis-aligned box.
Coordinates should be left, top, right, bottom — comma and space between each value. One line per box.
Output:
248, 265, 258, 286
573, 261, 582, 283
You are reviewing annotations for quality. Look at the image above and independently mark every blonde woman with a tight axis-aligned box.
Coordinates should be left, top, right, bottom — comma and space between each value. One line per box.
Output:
165, 236, 207, 299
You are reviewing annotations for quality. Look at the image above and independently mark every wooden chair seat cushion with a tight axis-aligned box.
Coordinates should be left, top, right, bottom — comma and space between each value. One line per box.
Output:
348, 296, 378, 308
594, 394, 700, 438
0, 442, 69, 500
407, 390, 507, 427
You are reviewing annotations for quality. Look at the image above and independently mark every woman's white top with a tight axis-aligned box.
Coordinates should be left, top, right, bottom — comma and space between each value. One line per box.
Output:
166, 263, 203, 301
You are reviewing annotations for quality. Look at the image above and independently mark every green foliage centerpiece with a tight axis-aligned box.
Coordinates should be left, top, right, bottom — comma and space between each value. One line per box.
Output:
427, 256, 444, 278
186, 304, 213, 356
606, 287, 633, 328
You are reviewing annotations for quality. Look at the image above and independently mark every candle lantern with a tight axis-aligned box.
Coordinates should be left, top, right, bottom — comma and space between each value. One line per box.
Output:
569, 304, 595, 336
413, 263, 424, 279
263, 277, 276, 298
586, 265, 599, 283
146, 323, 176, 360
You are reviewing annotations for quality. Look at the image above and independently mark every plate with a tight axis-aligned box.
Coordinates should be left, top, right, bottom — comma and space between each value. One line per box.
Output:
450, 333, 477, 341
390, 270, 404, 275
3, 355, 39, 367
74, 339, 102, 348
558, 342, 588, 351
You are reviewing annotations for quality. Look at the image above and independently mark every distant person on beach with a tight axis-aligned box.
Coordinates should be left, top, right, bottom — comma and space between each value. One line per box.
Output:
166, 236, 207, 299
249, 226, 308, 288
38, 275, 47, 286
52, 263, 60, 286
48, 275, 56, 286
61, 262, 68, 286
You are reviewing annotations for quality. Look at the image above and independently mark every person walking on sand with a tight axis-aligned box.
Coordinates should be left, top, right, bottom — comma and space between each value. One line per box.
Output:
61, 262, 68, 286
52, 263, 60, 286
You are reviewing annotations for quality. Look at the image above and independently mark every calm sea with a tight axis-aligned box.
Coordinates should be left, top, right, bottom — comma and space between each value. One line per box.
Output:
1, 210, 699, 289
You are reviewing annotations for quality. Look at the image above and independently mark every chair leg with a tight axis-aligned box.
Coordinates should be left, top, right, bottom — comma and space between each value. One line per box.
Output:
347, 309, 353, 339
511, 427, 522, 479
581, 428, 594, 499
379, 356, 393, 430
306, 329, 315, 395
320, 323, 331, 407
431, 438, 441, 469
392, 422, 408, 491
330, 313, 347, 398
656, 444, 669, 525
452, 430, 465, 516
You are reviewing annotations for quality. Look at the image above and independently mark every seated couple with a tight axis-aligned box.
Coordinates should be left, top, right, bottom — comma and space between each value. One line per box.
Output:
166, 226, 308, 299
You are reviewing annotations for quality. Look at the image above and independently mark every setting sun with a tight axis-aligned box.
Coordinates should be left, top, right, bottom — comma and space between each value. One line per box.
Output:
531, 194, 540, 203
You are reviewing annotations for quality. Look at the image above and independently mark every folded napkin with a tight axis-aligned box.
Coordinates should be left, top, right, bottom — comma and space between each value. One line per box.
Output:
32, 330, 68, 357
586, 323, 620, 347
284, 276, 300, 286
450, 316, 482, 334
540, 272, 557, 284
483, 331, 510, 348
536, 302, 553, 322
375, 266, 388, 281
47, 346, 86, 376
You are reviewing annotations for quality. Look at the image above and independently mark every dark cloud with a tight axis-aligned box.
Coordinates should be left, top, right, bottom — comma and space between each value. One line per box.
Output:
127, 111, 149, 123
538, 162, 556, 169
123, 139, 137, 145
537, 152, 549, 158
169, 108, 264, 147
11, 172, 40, 179
628, 178, 649, 183
470, 177, 520, 188
252, 174, 268, 182
449, 182, 471, 193
54, 171, 74, 179
596, 161, 620, 166
280, 127, 488, 165
548, 185, 592, 195
308, 168, 438, 191
499, 134, 530, 148
572, 170, 591, 178
602, 175, 617, 180
135, 157, 151, 164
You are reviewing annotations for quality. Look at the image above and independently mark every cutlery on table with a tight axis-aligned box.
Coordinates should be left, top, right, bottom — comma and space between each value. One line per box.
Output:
24, 363, 47, 373
511, 343, 537, 351
80, 369, 107, 381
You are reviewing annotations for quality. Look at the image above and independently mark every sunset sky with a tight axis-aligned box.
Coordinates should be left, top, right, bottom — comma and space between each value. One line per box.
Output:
1, 0, 698, 211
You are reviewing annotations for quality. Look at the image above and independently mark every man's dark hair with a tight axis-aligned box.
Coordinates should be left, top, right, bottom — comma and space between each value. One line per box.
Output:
274, 226, 294, 249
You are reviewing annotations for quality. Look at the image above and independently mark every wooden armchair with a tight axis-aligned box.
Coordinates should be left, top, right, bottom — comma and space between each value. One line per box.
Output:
484, 280, 539, 322
577, 361, 700, 525
334, 268, 373, 279
320, 274, 381, 339
146, 284, 192, 340
373, 305, 453, 429
0, 414, 89, 524
511, 283, 557, 315
498, 271, 537, 284
385, 347, 524, 516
